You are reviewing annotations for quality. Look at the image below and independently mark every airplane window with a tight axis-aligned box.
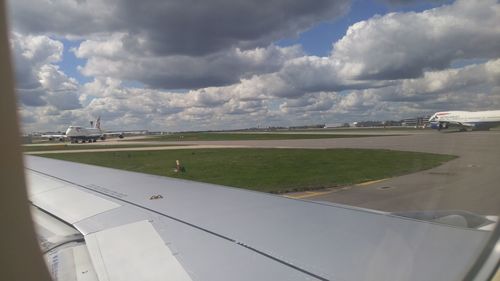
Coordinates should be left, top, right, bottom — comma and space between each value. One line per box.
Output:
4, 0, 499, 280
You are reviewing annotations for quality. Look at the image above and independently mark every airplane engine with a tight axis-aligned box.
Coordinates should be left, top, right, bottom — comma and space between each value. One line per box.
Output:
437, 122, 448, 130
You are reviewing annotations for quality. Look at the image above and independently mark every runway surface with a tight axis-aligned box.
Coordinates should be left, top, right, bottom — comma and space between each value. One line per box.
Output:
29, 131, 500, 214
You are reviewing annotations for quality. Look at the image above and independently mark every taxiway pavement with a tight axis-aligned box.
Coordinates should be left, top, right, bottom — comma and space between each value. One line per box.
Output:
135, 131, 500, 214
28, 131, 500, 214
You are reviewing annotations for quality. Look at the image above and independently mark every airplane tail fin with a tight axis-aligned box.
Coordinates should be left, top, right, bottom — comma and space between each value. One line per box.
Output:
96, 116, 101, 130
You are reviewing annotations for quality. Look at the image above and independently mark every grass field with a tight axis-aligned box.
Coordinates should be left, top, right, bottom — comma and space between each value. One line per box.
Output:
134, 132, 400, 141
23, 143, 185, 152
39, 148, 457, 193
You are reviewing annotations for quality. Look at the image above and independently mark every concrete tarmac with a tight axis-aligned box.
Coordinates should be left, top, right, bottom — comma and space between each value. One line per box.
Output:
30, 131, 500, 214
135, 131, 500, 215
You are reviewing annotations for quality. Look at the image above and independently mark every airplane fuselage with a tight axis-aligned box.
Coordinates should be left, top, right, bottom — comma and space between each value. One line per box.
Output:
65, 126, 104, 142
429, 110, 500, 131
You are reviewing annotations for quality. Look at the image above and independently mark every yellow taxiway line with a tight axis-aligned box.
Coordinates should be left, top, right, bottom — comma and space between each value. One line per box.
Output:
285, 178, 389, 199
284, 190, 333, 199
356, 178, 387, 186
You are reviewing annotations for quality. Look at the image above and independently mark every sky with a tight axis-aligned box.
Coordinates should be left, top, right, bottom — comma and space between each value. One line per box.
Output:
6, 0, 500, 132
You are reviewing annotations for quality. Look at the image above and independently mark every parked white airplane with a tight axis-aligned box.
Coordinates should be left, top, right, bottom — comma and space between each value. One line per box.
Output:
42, 117, 124, 143
428, 110, 500, 131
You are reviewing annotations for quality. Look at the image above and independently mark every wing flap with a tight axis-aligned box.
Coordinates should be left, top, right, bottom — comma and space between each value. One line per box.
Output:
44, 244, 99, 281
85, 220, 192, 281
27, 171, 120, 224
26, 172, 68, 197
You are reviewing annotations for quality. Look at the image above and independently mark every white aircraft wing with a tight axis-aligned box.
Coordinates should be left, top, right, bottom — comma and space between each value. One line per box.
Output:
40, 134, 67, 141
102, 131, 125, 139
25, 155, 492, 281
446, 120, 482, 128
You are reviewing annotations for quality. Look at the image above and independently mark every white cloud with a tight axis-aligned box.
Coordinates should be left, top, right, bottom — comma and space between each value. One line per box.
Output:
398, 59, 500, 96
39, 65, 81, 110
75, 40, 304, 89
10, 0, 500, 132
10, 33, 78, 109
332, 0, 500, 80
280, 92, 338, 113
11, 32, 63, 89
71, 0, 497, 96
16, 56, 500, 132
9, 0, 350, 56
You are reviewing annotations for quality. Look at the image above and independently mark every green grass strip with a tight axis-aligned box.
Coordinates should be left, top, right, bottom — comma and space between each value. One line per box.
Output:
39, 148, 456, 193
23, 143, 184, 152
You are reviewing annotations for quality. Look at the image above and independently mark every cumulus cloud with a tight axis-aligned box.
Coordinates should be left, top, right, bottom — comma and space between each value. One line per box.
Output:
210, 55, 391, 100
332, 0, 500, 80
275, 56, 500, 123
218, 0, 500, 100
39, 65, 81, 110
59, 76, 277, 131
22, 56, 499, 132
11, 33, 61, 106
329, 59, 500, 118
117, 0, 350, 56
11, 33, 62, 87
10, 33, 82, 114
390, 59, 500, 99
9, 0, 351, 90
37, 57, 500, 131
75, 39, 304, 89
280, 92, 338, 113
9, 0, 350, 56
8, 0, 119, 37
9, 0, 500, 132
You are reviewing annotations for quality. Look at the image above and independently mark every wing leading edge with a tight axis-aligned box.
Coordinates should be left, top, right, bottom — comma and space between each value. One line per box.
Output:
25, 155, 491, 281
